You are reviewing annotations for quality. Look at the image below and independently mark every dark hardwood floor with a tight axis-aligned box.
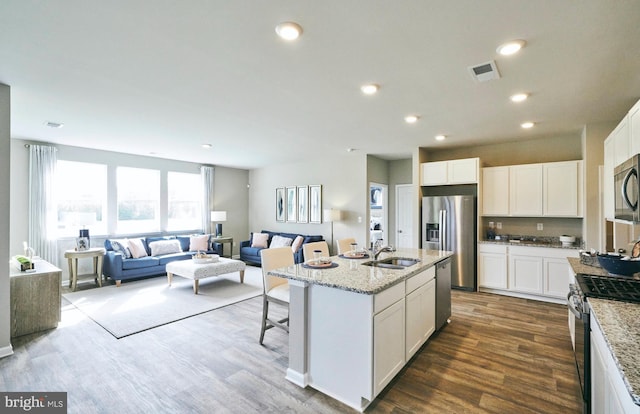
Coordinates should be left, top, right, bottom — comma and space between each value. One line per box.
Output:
1, 283, 581, 413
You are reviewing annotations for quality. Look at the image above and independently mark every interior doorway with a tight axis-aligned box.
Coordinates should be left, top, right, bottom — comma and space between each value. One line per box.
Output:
370, 182, 388, 247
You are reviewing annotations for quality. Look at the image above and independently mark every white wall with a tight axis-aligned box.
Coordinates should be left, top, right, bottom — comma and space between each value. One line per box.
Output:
248, 153, 369, 254
9, 140, 249, 282
0, 84, 12, 357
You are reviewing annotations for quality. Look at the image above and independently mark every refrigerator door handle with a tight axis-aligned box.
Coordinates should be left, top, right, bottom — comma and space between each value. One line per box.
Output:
440, 209, 447, 250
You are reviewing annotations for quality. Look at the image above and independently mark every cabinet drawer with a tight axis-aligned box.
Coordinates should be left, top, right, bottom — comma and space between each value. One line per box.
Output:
406, 266, 435, 294
374, 282, 405, 314
478, 243, 507, 255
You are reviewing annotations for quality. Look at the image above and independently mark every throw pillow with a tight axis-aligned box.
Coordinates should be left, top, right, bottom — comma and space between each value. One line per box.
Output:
110, 239, 132, 259
251, 232, 269, 248
291, 235, 304, 253
270, 235, 293, 248
128, 238, 148, 259
189, 234, 210, 252
149, 239, 182, 256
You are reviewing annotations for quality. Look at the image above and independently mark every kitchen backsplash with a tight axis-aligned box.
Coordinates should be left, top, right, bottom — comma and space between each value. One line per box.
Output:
480, 216, 583, 241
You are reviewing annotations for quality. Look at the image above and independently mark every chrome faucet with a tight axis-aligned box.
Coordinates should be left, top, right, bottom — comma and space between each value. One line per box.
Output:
371, 240, 394, 260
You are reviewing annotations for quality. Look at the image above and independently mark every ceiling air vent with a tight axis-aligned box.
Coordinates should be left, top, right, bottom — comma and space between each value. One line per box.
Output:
468, 60, 501, 82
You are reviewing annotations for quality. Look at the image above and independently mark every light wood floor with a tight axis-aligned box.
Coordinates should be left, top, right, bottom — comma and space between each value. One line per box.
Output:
1, 284, 581, 413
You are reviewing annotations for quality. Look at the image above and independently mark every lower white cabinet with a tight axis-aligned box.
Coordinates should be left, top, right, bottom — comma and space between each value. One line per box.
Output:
405, 278, 436, 359
478, 244, 508, 289
373, 297, 406, 395
591, 313, 640, 414
479, 244, 578, 301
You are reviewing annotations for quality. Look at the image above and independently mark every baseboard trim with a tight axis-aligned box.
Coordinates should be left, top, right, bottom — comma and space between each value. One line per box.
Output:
0, 343, 14, 359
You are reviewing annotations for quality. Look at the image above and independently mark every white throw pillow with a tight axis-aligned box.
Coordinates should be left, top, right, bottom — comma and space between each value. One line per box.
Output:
111, 239, 132, 258
270, 235, 293, 248
149, 239, 182, 256
127, 238, 148, 259
291, 235, 304, 253
189, 234, 210, 252
251, 233, 269, 248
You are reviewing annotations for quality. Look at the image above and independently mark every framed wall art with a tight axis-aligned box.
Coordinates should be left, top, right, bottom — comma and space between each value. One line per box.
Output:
275, 187, 285, 222
309, 184, 322, 223
297, 185, 308, 223
286, 186, 297, 222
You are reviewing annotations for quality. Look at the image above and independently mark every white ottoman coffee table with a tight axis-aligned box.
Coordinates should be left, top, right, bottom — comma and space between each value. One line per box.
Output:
166, 258, 246, 294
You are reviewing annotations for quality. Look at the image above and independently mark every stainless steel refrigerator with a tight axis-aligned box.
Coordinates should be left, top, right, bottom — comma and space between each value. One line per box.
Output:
422, 195, 476, 290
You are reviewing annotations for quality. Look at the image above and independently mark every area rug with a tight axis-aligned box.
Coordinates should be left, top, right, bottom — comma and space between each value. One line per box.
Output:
62, 267, 263, 339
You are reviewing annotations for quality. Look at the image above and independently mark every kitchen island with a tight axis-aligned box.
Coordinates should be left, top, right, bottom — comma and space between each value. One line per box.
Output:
268, 248, 452, 412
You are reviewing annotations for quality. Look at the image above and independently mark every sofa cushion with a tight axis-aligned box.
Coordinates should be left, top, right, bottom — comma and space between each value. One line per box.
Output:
189, 234, 210, 251
303, 235, 324, 244
176, 236, 191, 252
251, 233, 269, 248
270, 235, 293, 248
128, 238, 149, 259
122, 256, 159, 269
145, 236, 175, 255
149, 239, 182, 256
108, 239, 132, 258
241, 246, 264, 258
157, 253, 192, 265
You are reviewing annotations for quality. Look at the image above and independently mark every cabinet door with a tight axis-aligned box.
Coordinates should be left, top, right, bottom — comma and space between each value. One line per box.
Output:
509, 164, 543, 216
630, 100, 640, 156
604, 136, 615, 220
448, 158, 478, 184
591, 327, 607, 414
482, 167, 509, 215
373, 298, 405, 395
478, 251, 508, 289
509, 254, 543, 294
543, 161, 581, 217
405, 279, 435, 360
421, 161, 448, 186
543, 257, 571, 298
613, 116, 630, 167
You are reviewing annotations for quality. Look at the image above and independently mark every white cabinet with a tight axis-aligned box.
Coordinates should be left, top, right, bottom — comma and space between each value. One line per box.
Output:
478, 243, 508, 289
509, 163, 543, 216
373, 297, 405, 395
604, 136, 615, 220
543, 161, 583, 217
405, 267, 436, 360
613, 116, 631, 167
421, 158, 478, 186
509, 250, 543, 294
481, 167, 509, 215
630, 100, 640, 156
591, 313, 640, 414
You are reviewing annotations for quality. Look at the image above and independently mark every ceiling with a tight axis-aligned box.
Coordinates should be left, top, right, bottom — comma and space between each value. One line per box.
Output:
2, 1, 640, 170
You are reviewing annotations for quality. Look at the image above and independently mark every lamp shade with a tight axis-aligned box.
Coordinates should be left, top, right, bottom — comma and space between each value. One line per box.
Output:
210, 211, 227, 222
323, 209, 342, 222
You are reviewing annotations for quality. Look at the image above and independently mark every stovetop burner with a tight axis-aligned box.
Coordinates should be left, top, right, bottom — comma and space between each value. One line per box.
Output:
576, 274, 640, 303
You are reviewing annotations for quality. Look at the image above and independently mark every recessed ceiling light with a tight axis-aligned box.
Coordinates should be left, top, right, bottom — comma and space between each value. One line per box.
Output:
202, 143, 212, 149
275, 22, 303, 41
497, 40, 526, 56
521, 121, 534, 129
404, 115, 419, 124
346, 148, 356, 152
44, 121, 64, 128
361, 84, 379, 95
510, 93, 529, 103
435, 135, 446, 141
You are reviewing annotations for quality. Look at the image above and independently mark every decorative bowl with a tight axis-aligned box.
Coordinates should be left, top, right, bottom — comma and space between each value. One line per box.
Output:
597, 254, 640, 277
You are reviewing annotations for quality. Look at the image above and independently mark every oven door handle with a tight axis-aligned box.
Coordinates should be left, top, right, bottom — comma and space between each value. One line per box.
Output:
567, 293, 583, 319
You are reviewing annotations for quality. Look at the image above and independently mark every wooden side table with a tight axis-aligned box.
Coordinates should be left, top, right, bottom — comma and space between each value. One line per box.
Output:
211, 236, 233, 258
64, 247, 106, 291
10, 260, 62, 337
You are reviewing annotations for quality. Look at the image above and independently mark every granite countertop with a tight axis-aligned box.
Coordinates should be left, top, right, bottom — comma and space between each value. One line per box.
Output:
568, 257, 640, 406
268, 248, 453, 295
479, 239, 581, 250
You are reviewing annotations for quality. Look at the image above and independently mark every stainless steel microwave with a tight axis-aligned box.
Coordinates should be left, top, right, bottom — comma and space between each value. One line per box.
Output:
614, 154, 640, 222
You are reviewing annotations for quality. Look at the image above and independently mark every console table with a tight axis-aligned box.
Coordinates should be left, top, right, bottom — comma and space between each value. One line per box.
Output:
10, 260, 62, 338
211, 236, 233, 258
64, 247, 106, 291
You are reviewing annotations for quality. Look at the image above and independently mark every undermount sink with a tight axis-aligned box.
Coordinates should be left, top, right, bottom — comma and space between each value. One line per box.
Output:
361, 257, 421, 269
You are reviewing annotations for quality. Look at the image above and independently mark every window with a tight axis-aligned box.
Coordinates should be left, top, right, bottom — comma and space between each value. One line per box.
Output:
167, 171, 201, 231
117, 167, 160, 234
56, 160, 107, 237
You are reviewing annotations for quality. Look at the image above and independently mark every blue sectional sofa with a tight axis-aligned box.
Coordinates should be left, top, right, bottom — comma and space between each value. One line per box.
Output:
239, 230, 324, 265
103, 235, 221, 285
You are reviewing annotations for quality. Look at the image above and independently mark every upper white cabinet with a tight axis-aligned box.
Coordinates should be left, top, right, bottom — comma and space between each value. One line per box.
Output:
509, 163, 543, 216
613, 115, 631, 167
630, 100, 640, 156
482, 167, 509, 215
421, 158, 479, 186
481, 160, 583, 217
543, 161, 583, 217
604, 136, 615, 220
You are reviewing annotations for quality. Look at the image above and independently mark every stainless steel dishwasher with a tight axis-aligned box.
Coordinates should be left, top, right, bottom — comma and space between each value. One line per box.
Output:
436, 258, 452, 330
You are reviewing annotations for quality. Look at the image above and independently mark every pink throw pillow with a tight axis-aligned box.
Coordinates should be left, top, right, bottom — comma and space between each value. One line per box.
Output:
189, 234, 210, 252
128, 238, 148, 259
251, 233, 269, 248
291, 235, 304, 253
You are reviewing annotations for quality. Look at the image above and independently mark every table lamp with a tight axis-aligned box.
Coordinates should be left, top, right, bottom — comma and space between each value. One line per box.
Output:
211, 211, 227, 237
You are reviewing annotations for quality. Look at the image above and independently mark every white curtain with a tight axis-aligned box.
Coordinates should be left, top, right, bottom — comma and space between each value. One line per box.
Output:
201, 165, 215, 234
28, 144, 58, 265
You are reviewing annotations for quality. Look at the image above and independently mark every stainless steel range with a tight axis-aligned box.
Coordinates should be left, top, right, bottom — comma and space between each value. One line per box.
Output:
575, 274, 640, 303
